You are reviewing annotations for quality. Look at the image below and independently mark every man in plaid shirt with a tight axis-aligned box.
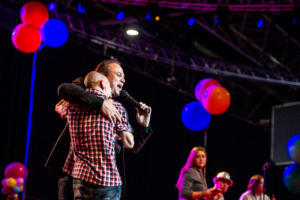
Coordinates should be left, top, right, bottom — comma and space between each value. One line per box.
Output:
46, 59, 152, 200
61, 71, 133, 199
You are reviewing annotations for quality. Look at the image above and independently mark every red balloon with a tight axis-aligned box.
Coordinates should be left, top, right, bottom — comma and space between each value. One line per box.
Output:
11, 23, 42, 53
4, 162, 28, 179
20, 1, 49, 28
201, 85, 231, 115
194, 78, 221, 102
1, 185, 12, 195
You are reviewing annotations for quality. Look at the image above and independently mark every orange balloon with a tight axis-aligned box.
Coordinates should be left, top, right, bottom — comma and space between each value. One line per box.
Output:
6, 177, 17, 187
201, 85, 231, 115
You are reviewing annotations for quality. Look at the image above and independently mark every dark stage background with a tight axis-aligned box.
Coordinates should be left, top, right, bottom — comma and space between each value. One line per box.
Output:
0, 26, 300, 199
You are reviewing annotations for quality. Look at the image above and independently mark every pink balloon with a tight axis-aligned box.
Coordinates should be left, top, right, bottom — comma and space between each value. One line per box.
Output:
20, 1, 49, 28
16, 177, 24, 186
4, 162, 28, 179
194, 78, 221, 102
11, 23, 42, 53
1, 178, 8, 187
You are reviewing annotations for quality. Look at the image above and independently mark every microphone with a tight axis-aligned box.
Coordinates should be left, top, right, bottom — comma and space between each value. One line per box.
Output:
120, 90, 150, 114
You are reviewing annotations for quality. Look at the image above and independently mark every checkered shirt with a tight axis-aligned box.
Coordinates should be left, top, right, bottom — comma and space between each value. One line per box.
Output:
61, 88, 133, 186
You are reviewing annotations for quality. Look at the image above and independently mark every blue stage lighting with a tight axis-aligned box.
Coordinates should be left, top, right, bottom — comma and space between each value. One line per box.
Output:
145, 11, 151, 20
257, 19, 264, 28
48, 2, 56, 11
188, 17, 195, 26
77, 2, 86, 13
215, 17, 219, 24
292, 16, 297, 24
117, 11, 125, 21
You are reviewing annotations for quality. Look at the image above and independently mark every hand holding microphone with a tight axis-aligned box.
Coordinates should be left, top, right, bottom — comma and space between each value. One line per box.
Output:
120, 90, 151, 114
120, 90, 152, 127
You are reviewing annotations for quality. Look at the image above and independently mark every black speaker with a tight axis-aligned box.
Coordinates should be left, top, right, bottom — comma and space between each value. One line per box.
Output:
271, 102, 300, 165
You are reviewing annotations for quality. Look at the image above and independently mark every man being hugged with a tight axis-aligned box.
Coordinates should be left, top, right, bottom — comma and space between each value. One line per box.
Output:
60, 71, 133, 200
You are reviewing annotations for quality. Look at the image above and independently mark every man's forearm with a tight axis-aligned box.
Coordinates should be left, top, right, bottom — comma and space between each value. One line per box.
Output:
57, 83, 104, 110
130, 125, 153, 153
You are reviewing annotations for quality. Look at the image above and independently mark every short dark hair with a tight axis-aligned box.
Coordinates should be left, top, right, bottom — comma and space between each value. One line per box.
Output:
72, 77, 85, 88
95, 59, 120, 76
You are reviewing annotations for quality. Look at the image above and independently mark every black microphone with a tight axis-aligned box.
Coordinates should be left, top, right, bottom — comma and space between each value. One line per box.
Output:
120, 90, 150, 114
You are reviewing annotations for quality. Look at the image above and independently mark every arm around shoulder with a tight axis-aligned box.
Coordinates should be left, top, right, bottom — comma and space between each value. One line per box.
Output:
57, 83, 104, 110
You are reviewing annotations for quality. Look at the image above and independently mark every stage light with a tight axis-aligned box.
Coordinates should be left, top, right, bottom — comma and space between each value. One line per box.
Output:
145, 11, 151, 20
155, 16, 160, 21
77, 2, 85, 13
215, 16, 219, 24
117, 11, 125, 21
126, 29, 139, 36
292, 16, 297, 24
48, 2, 56, 11
188, 17, 195, 26
257, 19, 264, 28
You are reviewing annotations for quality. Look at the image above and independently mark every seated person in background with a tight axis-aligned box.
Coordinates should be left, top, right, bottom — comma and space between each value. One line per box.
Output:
239, 174, 276, 200
211, 171, 233, 200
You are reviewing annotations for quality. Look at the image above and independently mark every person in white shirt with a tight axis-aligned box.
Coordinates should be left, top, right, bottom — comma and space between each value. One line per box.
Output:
239, 174, 276, 200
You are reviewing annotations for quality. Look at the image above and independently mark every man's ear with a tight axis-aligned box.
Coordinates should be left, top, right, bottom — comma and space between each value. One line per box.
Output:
99, 80, 104, 89
99, 80, 108, 91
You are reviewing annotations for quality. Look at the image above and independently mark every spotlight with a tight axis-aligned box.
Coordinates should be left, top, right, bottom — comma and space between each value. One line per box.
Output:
77, 2, 85, 13
126, 28, 139, 36
117, 11, 125, 21
48, 2, 56, 11
145, 11, 151, 20
188, 17, 195, 26
215, 16, 219, 24
257, 19, 264, 28
292, 16, 297, 24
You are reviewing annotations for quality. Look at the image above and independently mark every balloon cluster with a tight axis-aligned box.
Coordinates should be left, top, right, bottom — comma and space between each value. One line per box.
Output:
181, 78, 231, 131
195, 78, 231, 115
11, 1, 69, 53
283, 134, 300, 194
1, 162, 28, 199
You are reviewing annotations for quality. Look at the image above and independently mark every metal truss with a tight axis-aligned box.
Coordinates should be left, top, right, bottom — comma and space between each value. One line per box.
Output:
1, 1, 297, 123
56, 11, 300, 89
98, 0, 300, 11
55, 9, 300, 122
194, 12, 300, 74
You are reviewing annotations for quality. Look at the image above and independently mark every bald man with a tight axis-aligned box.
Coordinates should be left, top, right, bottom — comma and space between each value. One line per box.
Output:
60, 71, 133, 199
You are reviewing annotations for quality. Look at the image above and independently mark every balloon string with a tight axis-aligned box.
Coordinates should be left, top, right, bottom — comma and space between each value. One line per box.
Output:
22, 51, 38, 200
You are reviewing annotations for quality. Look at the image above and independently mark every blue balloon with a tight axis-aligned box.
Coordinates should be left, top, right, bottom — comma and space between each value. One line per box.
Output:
181, 101, 211, 131
287, 134, 300, 164
41, 18, 68, 47
282, 163, 300, 194
12, 186, 20, 193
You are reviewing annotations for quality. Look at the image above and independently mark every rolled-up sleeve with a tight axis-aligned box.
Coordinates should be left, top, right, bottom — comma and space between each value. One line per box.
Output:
114, 103, 133, 134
